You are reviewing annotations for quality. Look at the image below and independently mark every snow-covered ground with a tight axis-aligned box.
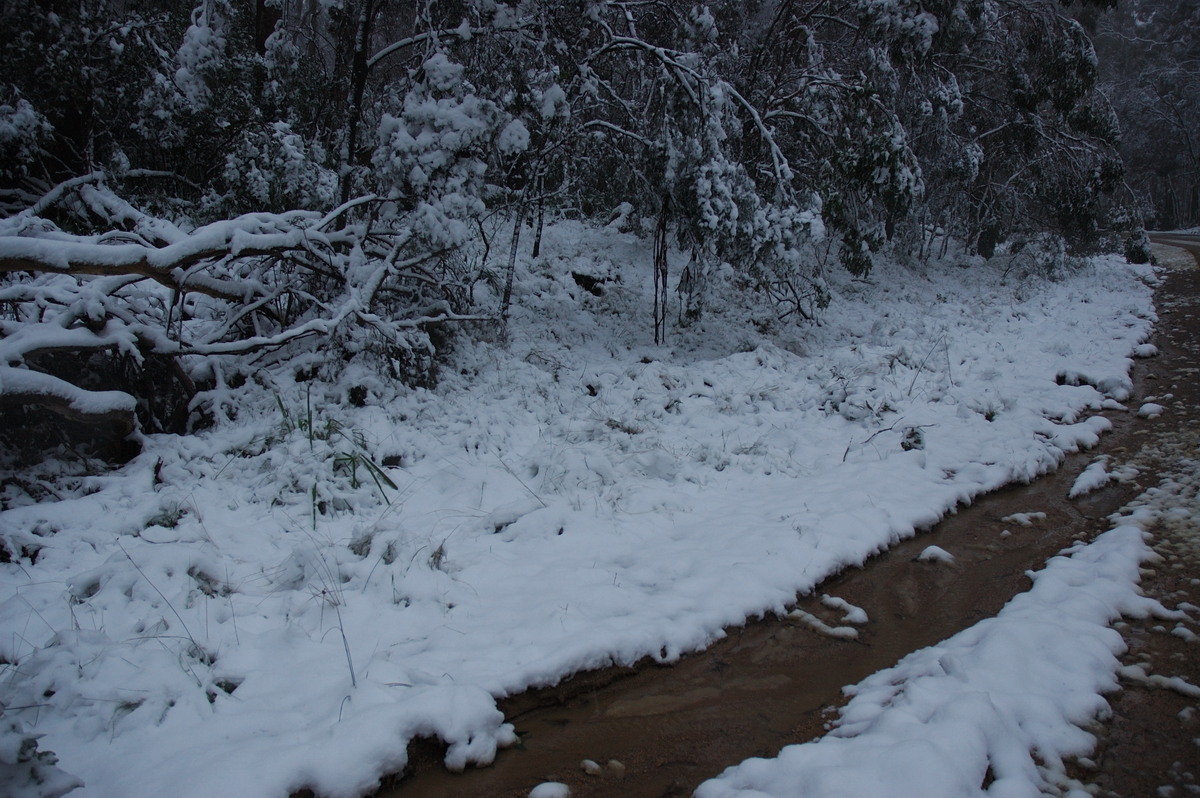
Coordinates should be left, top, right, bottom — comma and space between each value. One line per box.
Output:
697, 448, 1200, 798
695, 518, 1172, 798
0, 223, 1161, 798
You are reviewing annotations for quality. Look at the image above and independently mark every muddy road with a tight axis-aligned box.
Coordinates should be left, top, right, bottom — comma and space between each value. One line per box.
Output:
376, 251, 1198, 798
1070, 245, 1200, 797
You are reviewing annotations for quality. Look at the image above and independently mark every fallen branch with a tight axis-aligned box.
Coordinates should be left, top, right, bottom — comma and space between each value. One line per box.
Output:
0, 365, 137, 434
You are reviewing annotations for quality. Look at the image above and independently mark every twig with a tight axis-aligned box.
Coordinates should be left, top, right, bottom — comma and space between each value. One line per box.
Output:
842, 422, 934, 462
117, 541, 196, 650
907, 332, 948, 396
493, 451, 547, 508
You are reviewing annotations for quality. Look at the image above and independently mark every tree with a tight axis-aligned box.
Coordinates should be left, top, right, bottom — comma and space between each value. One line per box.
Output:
1092, 0, 1200, 230
867, 0, 1126, 260
0, 3, 516, 456
0, 0, 1137, 458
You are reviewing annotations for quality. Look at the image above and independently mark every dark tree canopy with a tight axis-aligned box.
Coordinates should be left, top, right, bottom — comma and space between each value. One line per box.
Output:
1090, 0, 1200, 230
0, 0, 1135, 456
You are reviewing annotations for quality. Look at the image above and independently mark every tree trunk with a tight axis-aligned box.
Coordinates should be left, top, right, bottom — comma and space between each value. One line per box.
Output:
254, 0, 282, 54
341, 0, 377, 204
500, 202, 525, 338
531, 171, 546, 259
653, 199, 669, 345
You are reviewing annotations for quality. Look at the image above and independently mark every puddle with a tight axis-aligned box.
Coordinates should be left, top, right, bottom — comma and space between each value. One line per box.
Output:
376, 284, 1174, 798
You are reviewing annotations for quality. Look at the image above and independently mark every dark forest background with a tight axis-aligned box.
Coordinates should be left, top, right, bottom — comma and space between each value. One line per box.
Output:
0, 0, 1193, 456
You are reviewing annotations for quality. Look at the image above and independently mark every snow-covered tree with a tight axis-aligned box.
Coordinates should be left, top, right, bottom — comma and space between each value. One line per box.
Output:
0, 0, 1138, 457
856, 0, 1126, 261
0, 3, 517, 456
1093, 0, 1200, 230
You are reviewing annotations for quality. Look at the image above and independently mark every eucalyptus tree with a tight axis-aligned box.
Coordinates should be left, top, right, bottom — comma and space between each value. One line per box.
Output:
1093, 0, 1200, 230
0, 0, 1137, 457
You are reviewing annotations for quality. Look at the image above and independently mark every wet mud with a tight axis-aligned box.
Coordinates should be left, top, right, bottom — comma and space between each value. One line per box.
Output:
377, 255, 1194, 798
1067, 248, 1200, 797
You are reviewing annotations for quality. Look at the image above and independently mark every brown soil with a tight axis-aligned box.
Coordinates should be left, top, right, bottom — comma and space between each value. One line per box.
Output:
374, 252, 1199, 798
1066, 248, 1200, 797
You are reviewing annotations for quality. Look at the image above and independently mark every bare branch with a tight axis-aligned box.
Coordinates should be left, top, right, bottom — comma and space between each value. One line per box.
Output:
582, 119, 655, 148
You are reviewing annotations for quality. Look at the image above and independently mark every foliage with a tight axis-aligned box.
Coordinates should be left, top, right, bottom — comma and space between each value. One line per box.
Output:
0, 0, 1133, 454
1091, 0, 1200, 230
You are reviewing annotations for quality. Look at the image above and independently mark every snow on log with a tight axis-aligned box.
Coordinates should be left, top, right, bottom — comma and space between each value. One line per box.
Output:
0, 366, 137, 433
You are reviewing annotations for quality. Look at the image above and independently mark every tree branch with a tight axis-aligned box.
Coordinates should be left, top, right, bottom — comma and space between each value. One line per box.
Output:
0, 365, 137, 434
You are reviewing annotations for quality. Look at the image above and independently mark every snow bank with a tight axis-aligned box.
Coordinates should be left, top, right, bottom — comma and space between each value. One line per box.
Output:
696, 525, 1163, 798
0, 224, 1157, 798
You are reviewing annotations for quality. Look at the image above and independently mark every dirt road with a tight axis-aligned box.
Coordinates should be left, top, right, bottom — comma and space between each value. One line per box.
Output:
1070, 244, 1200, 797
1149, 231, 1200, 266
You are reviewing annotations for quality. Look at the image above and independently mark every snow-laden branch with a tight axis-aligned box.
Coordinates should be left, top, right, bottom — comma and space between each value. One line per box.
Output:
0, 365, 136, 431
368, 25, 481, 71
720, 80, 796, 192
18, 171, 106, 218
582, 119, 655, 148
586, 22, 704, 107
0, 209, 364, 301
317, 194, 381, 230
0, 318, 140, 364
0, 177, 489, 435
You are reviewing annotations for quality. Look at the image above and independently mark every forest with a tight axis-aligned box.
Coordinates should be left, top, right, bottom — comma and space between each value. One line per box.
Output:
1, 0, 1193, 457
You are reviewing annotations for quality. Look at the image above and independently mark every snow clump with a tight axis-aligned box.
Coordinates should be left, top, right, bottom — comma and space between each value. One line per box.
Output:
916, 545, 955, 563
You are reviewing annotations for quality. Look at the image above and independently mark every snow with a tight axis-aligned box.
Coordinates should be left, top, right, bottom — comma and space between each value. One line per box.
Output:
1000, 511, 1046, 527
916, 544, 956, 563
419, 52, 465, 93
1172, 624, 1198, 643
497, 119, 531, 155
696, 524, 1164, 798
1138, 402, 1165, 418
173, 8, 227, 108
540, 84, 568, 119
1071, 457, 1113, 498
0, 222, 1160, 798
1118, 664, 1200, 698
1069, 455, 1138, 499
821, 594, 869, 625
788, 608, 860, 640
